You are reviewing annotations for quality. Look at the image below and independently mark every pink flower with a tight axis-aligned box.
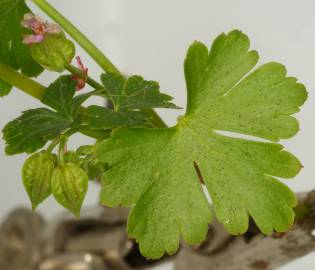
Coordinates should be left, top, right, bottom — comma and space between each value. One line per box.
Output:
72, 56, 88, 91
46, 23, 62, 34
21, 13, 61, 45
21, 14, 46, 35
22, 34, 45, 45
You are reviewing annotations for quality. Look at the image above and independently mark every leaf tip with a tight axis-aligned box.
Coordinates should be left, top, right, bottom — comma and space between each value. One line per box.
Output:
31, 203, 38, 211
73, 210, 81, 218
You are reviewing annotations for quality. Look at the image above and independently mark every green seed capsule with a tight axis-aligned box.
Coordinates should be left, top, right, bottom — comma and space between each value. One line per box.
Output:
51, 163, 88, 217
22, 151, 57, 210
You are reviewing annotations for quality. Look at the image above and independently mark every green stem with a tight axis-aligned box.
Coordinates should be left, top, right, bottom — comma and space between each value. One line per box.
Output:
47, 137, 60, 153
0, 64, 45, 100
32, 0, 167, 128
58, 136, 67, 165
32, 0, 120, 74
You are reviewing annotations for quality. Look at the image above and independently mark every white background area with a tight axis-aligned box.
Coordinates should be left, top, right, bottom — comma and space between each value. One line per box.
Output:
1, 1, 315, 269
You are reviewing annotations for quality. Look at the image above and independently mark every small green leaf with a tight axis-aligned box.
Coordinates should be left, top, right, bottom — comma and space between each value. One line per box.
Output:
97, 30, 307, 259
0, 79, 12, 97
51, 163, 88, 217
41, 76, 94, 122
22, 151, 56, 209
121, 75, 180, 110
30, 33, 75, 72
41, 76, 77, 119
3, 108, 71, 155
0, 0, 43, 77
84, 105, 150, 129
101, 73, 179, 111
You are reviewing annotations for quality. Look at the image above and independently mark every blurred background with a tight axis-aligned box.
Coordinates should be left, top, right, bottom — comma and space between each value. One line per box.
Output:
0, 0, 315, 269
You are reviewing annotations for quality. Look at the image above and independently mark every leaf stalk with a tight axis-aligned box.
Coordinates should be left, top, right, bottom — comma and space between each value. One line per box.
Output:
0, 64, 45, 100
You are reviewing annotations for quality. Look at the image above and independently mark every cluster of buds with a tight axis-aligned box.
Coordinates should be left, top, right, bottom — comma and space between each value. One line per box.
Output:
21, 13, 61, 45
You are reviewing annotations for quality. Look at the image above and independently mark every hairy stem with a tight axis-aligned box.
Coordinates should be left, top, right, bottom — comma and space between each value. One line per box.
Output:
0, 64, 45, 100
31, 0, 167, 128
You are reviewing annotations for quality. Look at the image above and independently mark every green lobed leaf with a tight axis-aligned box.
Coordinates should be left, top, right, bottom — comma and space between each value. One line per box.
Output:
22, 151, 57, 209
2, 75, 101, 155
51, 163, 88, 217
97, 30, 307, 259
41, 76, 77, 119
30, 33, 75, 72
2, 108, 71, 155
101, 72, 124, 108
101, 73, 179, 111
84, 105, 150, 129
0, 0, 43, 77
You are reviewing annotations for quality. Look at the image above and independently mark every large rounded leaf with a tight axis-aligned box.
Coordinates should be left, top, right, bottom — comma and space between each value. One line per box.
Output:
97, 30, 307, 259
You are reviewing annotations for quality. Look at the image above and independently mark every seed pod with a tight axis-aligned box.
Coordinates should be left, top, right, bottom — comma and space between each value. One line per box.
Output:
22, 151, 56, 210
30, 33, 75, 72
51, 163, 88, 217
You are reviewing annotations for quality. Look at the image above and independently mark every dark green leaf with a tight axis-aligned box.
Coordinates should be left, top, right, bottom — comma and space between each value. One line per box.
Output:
41, 76, 77, 119
0, 0, 43, 77
77, 126, 111, 140
22, 151, 56, 209
101, 73, 179, 111
101, 73, 125, 108
71, 92, 94, 116
3, 108, 71, 155
84, 105, 149, 129
121, 75, 180, 110
51, 163, 88, 217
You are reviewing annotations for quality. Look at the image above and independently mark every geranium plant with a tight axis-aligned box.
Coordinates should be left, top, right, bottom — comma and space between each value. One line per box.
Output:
0, 0, 307, 259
